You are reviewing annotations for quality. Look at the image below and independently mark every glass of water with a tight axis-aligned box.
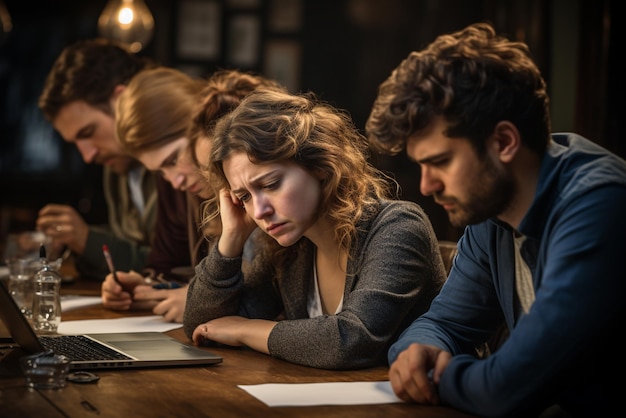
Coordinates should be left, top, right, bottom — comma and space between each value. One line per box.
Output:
32, 258, 63, 333
6, 257, 35, 318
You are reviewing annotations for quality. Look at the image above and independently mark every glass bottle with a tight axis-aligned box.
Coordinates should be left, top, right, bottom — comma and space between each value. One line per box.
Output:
32, 245, 62, 333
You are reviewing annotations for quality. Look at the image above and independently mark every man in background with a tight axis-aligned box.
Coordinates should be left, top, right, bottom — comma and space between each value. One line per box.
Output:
36, 38, 158, 280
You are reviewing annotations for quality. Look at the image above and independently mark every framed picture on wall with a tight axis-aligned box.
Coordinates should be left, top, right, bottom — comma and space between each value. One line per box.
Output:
227, 15, 260, 67
263, 40, 301, 93
176, 0, 221, 60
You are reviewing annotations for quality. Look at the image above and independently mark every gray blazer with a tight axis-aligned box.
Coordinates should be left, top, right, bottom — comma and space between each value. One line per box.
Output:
183, 200, 446, 370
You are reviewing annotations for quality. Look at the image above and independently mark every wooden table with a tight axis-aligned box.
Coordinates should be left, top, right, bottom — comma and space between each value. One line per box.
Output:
0, 278, 476, 418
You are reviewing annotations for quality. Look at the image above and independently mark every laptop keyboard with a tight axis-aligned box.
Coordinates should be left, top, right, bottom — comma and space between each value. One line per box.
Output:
39, 335, 133, 361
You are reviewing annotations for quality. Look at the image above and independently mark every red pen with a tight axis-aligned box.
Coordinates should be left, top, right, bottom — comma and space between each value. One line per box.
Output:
102, 244, 122, 286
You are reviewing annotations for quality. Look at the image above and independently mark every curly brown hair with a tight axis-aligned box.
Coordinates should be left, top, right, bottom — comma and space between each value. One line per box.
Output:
204, 89, 398, 260
366, 22, 550, 157
187, 69, 286, 168
38, 38, 156, 121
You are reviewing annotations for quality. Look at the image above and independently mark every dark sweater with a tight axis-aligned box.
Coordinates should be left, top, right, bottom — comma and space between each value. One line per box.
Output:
184, 200, 446, 370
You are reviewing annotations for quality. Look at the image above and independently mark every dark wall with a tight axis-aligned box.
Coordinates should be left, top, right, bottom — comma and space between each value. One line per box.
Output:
0, 0, 621, 243
0, 1, 109, 235
299, 0, 551, 242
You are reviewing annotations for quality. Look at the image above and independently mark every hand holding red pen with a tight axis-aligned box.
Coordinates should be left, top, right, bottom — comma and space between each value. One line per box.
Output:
101, 245, 151, 310
101, 269, 157, 311
101, 269, 186, 321
100, 245, 186, 321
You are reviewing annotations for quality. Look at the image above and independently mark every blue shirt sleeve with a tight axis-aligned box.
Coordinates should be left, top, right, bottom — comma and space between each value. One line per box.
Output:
389, 184, 626, 417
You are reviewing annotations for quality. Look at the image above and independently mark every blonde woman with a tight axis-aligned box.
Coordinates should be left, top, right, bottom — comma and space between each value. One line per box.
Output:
102, 68, 283, 322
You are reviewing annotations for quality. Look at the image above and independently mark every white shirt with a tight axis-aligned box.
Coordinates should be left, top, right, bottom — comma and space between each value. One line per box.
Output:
127, 165, 146, 216
307, 254, 344, 317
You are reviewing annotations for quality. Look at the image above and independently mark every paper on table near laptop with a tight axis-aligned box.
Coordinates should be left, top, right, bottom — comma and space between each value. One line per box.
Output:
238, 381, 402, 407
58, 315, 181, 334
53, 294, 181, 334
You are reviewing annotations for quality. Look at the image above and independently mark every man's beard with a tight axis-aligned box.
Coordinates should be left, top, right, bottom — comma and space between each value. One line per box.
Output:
445, 156, 515, 228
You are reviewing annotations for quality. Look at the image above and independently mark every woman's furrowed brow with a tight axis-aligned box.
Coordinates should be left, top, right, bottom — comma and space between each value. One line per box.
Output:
230, 170, 278, 195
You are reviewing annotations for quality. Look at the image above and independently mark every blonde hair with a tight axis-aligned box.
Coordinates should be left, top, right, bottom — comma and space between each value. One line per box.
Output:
115, 67, 206, 155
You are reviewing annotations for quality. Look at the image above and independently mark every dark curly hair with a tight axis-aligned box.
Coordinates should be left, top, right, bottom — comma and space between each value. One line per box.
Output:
366, 22, 550, 157
38, 38, 157, 121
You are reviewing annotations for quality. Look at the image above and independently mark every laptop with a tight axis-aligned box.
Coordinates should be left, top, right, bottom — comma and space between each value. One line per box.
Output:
0, 280, 222, 370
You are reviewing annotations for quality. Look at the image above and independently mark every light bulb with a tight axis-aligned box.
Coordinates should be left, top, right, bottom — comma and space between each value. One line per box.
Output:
98, 0, 154, 53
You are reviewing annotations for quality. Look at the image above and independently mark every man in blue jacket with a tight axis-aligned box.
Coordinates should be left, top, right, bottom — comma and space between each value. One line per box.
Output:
366, 22, 626, 417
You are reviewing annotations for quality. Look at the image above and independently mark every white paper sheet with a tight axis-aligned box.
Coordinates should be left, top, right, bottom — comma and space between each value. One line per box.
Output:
57, 315, 182, 334
238, 381, 402, 407
60, 295, 103, 312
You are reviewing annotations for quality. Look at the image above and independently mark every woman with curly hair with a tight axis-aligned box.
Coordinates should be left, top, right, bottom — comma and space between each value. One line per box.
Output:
184, 89, 446, 370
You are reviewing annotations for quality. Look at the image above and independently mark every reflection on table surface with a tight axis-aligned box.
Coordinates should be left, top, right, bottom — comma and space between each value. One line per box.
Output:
1, 268, 477, 418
